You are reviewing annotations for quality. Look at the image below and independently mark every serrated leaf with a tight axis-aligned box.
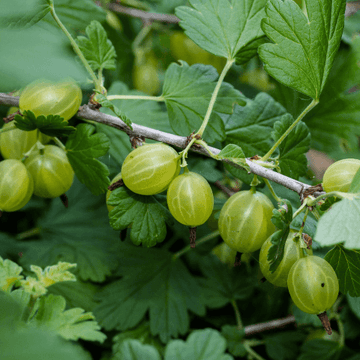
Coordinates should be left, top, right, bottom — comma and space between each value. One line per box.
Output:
76, 20, 116, 71
19, 178, 121, 283
268, 199, 293, 273
164, 328, 233, 360
66, 123, 110, 195
114, 339, 161, 360
162, 62, 245, 144
217, 144, 249, 171
30, 294, 106, 343
0, 257, 23, 292
221, 325, 246, 357
198, 255, 255, 308
271, 116, 311, 179
108, 187, 170, 247
94, 245, 205, 343
315, 197, 360, 249
14, 111, 76, 137
0, 0, 50, 28
95, 93, 133, 129
259, 0, 346, 99
176, 0, 266, 60
325, 246, 360, 297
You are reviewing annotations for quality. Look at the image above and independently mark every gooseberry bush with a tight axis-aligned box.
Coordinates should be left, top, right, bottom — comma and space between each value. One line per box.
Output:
1, 0, 360, 359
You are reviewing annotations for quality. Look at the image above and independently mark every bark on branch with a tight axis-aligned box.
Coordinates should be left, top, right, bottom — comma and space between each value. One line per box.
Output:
0, 92, 323, 197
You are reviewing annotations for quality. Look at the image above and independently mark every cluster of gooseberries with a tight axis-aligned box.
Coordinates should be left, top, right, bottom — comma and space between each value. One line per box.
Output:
107, 142, 214, 247
0, 79, 81, 214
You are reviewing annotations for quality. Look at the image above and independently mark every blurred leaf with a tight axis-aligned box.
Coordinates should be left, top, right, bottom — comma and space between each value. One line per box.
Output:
198, 255, 255, 308
30, 294, 106, 342
19, 178, 121, 283
259, 0, 346, 99
113, 339, 161, 360
94, 244, 205, 343
221, 325, 246, 357
108, 187, 171, 247
271, 116, 311, 179
14, 111, 76, 137
265, 331, 304, 360
76, 20, 116, 71
349, 167, 360, 193
298, 339, 341, 360
347, 294, 360, 320
0, 0, 50, 28
0, 257, 23, 292
66, 123, 110, 195
315, 198, 360, 249
162, 62, 245, 144
176, 0, 266, 60
325, 246, 360, 297
164, 328, 233, 360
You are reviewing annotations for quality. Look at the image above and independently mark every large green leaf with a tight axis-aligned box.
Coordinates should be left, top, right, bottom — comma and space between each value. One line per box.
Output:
175, 0, 266, 61
94, 244, 205, 343
271, 116, 311, 179
66, 124, 110, 196
163, 62, 245, 144
315, 197, 360, 249
113, 340, 161, 360
18, 178, 121, 283
325, 246, 360, 297
259, 0, 346, 99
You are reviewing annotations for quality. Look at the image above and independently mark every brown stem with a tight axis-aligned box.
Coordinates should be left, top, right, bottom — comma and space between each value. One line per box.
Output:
260, 277, 267, 283
189, 227, 197, 248
60, 194, 68, 208
317, 312, 332, 335
244, 315, 296, 336
234, 252, 242, 267
215, 181, 235, 197
108, 179, 124, 191
108, 3, 180, 23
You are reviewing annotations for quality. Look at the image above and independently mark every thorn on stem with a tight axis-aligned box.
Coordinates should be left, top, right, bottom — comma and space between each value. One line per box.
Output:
317, 312, 332, 335
60, 194, 68, 208
189, 227, 197, 248
234, 252, 242, 267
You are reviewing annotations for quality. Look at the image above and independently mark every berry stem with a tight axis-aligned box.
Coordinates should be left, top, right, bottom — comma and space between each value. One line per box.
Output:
234, 252, 242, 267
189, 227, 197, 248
231, 299, 243, 329
317, 312, 332, 335
262, 99, 319, 162
263, 178, 282, 202
242, 343, 266, 360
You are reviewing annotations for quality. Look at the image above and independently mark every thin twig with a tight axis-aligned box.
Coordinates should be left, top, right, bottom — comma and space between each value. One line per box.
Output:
108, 3, 180, 23
244, 315, 296, 336
0, 93, 324, 197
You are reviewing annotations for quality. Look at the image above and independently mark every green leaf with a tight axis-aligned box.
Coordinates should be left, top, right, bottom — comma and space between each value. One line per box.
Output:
94, 245, 205, 343
14, 111, 76, 137
95, 93, 133, 129
347, 294, 360, 320
164, 328, 233, 360
66, 123, 110, 195
114, 339, 161, 360
235, 36, 268, 65
108, 187, 171, 247
298, 339, 341, 360
315, 197, 360, 249
76, 21, 116, 71
349, 167, 360, 193
292, 304, 322, 327
259, 0, 346, 99
271, 116, 311, 179
19, 178, 122, 283
217, 144, 249, 171
0, 0, 50, 28
162, 62, 245, 144
0, 257, 23, 292
175, 0, 266, 60
198, 255, 255, 308
291, 212, 317, 238
221, 326, 246, 357
268, 199, 293, 273
325, 245, 360, 297
44, 0, 106, 33
265, 332, 305, 360
30, 294, 106, 343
